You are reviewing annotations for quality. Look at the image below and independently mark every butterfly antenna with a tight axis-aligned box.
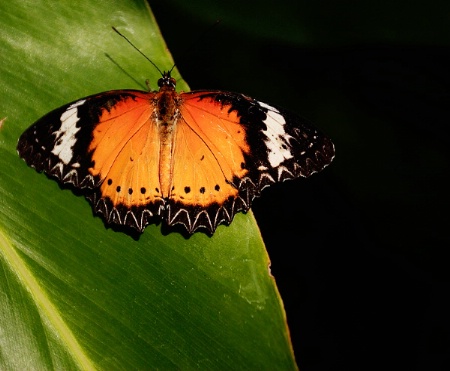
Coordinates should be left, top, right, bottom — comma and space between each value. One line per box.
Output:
112, 26, 164, 76
168, 19, 221, 75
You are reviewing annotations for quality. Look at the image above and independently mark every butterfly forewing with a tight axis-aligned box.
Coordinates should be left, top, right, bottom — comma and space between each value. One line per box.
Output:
18, 96, 99, 188
182, 91, 334, 187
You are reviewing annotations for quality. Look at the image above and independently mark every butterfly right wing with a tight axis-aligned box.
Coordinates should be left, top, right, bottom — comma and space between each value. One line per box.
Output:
165, 90, 335, 234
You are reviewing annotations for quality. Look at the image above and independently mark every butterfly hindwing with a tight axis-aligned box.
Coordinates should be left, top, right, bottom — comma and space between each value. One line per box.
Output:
165, 91, 252, 232
81, 90, 167, 230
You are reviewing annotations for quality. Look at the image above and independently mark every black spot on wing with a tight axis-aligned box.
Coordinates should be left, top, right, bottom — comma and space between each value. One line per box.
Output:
86, 190, 165, 234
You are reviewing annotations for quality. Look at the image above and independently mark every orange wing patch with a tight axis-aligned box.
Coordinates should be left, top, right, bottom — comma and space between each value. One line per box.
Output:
171, 93, 250, 207
88, 93, 162, 209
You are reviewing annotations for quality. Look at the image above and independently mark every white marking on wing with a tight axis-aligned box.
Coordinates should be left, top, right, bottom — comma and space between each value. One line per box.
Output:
51, 99, 86, 165
259, 102, 293, 168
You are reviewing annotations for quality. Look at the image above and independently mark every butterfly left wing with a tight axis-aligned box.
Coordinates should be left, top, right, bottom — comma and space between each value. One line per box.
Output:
17, 90, 166, 231
165, 90, 335, 233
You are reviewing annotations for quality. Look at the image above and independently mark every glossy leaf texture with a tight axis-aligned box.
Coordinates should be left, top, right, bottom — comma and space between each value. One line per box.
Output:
0, 0, 296, 369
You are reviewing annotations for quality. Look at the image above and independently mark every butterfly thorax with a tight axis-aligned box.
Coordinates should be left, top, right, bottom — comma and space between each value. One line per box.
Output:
154, 72, 179, 123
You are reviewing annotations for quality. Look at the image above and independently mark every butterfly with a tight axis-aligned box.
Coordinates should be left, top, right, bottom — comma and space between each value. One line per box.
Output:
17, 35, 335, 235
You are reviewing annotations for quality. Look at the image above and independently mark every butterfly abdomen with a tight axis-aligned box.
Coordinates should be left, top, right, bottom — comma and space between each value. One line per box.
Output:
153, 89, 183, 197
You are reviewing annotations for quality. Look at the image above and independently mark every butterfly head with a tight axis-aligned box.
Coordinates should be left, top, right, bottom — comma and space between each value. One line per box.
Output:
158, 71, 177, 91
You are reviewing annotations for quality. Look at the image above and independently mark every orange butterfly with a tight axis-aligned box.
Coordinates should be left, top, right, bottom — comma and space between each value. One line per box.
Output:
17, 44, 334, 235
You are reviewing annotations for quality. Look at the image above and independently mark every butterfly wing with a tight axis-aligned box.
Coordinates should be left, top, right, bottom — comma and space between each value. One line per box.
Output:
17, 90, 165, 231
166, 90, 335, 233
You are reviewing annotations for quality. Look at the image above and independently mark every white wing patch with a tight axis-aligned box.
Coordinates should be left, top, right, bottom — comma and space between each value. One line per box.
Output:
51, 99, 86, 164
259, 102, 293, 168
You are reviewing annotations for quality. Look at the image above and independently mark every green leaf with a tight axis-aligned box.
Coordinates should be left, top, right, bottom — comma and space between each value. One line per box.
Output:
0, 0, 296, 369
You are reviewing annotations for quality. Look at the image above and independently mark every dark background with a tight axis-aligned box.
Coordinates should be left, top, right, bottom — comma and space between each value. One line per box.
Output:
151, 1, 450, 369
